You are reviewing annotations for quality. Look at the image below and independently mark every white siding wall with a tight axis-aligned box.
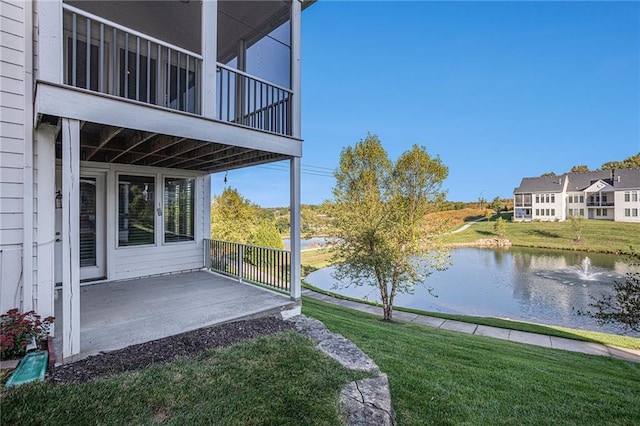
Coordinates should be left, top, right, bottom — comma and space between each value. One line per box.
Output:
54, 163, 208, 283
531, 192, 563, 221
614, 190, 640, 223
0, 0, 26, 312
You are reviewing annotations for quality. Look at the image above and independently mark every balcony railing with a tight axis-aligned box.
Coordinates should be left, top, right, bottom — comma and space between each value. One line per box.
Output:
61, 4, 293, 137
204, 239, 290, 292
216, 64, 292, 136
587, 202, 615, 207
63, 4, 202, 114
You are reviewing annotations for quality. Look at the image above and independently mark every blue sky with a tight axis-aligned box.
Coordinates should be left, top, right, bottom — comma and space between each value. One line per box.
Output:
212, 0, 640, 207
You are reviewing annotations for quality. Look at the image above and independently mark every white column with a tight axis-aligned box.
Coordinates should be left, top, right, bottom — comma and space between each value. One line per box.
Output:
62, 118, 81, 358
36, 0, 63, 84
289, 157, 301, 301
290, 0, 302, 139
201, 0, 218, 119
35, 125, 57, 320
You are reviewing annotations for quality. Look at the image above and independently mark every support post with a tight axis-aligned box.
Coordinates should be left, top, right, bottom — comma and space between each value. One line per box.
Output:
61, 118, 80, 359
35, 125, 58, 321
201, 0, 218, 119
289, 157, 301, 301
238, 244, 244, 283
290, 0, 302, 138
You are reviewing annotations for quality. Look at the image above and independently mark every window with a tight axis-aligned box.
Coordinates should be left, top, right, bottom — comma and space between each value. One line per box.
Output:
579, 195, 584, 203
625, 208, 631, 217
551, 194, 555, 203
551, 209, 555, 216
546, 209, 550, 216
568, 195, 573, 203
580, 208, 584, 217
634, 209, 639, 217
633, 192, 639, 202
602, 209, 607, 217
535, 195, 540, 203
625, 192, 630, 202
535, 209, 539, 216
119, 49, 157, 104
118, 175, 155, 246
545, 194, 550, 203
164, 177, 195, 243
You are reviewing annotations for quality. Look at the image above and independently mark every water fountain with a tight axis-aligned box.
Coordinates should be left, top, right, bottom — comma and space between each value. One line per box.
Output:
580, 256, 592, 278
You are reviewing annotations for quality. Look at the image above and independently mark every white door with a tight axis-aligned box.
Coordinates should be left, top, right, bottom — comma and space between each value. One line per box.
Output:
55, 172, 106, 284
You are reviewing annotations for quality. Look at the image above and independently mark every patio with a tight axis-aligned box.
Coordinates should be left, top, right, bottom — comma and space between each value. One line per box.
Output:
53, 271, 298, 363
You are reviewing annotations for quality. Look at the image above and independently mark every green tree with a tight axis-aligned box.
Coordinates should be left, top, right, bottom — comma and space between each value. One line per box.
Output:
331, 134, 450, 321
541, 172, 556, 177
581, 249, 640, 332
250, 218, 284, 250
570, 165, 590, 173
494, 217, 506, 239
569, 212, 585, 242
491, 196, 503, 214
484, 209, 493, 222
210, 187, 260, 243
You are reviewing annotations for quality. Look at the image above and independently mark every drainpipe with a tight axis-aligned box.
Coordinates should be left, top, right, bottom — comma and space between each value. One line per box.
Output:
22, 0, 34, 312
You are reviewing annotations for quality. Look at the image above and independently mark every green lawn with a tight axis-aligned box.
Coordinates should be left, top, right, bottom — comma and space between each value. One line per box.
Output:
444, 216, 640, 253
302, 297, 640, 425
302, 282, 640, 350
1, 333, 366, 425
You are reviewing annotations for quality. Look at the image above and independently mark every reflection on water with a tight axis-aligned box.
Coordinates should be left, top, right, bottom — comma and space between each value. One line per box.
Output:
305, 247, 639, 337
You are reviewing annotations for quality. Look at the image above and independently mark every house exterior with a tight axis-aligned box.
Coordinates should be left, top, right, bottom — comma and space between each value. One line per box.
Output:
1, 0, 312, 360
513, 169, 640, 223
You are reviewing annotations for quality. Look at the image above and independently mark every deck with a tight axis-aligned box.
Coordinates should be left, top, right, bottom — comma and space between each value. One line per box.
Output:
53, 271, 298, 363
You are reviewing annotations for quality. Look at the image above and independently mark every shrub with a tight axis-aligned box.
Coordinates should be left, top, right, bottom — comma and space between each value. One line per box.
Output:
0, 309, 54, 359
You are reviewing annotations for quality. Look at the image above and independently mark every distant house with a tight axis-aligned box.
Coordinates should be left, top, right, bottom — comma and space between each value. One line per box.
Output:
1, 0, 313, 360
513, 169, 640, 223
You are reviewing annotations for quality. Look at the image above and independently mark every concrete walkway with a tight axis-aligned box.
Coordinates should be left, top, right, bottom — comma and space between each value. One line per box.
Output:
302, 289, 640, 364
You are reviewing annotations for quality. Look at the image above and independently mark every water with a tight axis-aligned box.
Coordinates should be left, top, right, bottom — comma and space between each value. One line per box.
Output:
305, 247, 639, 337
282, 237, 336, 250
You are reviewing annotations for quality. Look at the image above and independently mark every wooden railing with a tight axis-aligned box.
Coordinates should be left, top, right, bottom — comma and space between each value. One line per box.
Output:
204, 239, 290, 292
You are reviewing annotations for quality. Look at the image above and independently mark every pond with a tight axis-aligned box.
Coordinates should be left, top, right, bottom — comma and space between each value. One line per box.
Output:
305, 247, 639, 337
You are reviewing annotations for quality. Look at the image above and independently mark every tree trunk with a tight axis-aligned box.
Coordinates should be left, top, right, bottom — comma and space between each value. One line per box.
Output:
383, 301, 393, 321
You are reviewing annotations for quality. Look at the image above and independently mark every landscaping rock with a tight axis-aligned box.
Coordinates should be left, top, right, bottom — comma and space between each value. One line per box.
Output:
287, 314, 395, 425
340, 374, 395, 426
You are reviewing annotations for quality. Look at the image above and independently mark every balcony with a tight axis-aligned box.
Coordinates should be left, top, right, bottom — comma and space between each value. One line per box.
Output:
587, 202, 615, 207
61, 3, 293, 137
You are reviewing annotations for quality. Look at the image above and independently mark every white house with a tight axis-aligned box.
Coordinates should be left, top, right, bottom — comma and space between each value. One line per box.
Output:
513, 169, 640, 223
1, 0, 312, 360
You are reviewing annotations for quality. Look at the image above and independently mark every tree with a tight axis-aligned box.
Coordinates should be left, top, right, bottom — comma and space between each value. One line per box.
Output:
601, 153, 640, 170
494, 217, 506, 239
210, 187, 260, 243
331, 134, 450, 321
581, 249, 640, 332
540, 172, 556, 177
250, 218, 284, 250
569, 213, 585, 242
570, 165, 590, 173
491, 196, 503, 214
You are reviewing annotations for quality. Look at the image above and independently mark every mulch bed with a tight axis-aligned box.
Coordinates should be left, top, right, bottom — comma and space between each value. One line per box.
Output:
50, 316, 296, 384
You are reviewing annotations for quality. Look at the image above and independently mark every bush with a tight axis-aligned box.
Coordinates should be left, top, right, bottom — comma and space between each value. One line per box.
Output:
0, 309, 54, 359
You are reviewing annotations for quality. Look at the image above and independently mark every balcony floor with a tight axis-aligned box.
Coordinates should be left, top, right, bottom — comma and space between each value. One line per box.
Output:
53, 271, 297, 363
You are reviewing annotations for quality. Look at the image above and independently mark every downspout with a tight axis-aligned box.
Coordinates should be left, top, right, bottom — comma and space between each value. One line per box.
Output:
22, 0, 35, 311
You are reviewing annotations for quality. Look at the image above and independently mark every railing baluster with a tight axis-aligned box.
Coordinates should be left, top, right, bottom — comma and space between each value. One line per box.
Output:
72, 13, 77, 86
146, 40, 151, 103
99, 23, 104, 93
166, 47, 171, 108
86, 17, 91, 89
124, 32, 129, 98
136, 36, 140, 101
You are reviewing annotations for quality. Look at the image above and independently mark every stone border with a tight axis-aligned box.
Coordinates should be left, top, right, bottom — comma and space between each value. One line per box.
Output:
286, 315, 395, 425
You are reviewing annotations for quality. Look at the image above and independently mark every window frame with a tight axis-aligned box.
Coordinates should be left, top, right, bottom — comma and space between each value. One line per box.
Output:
116, 172, 157, 249
163, 176, 197, 244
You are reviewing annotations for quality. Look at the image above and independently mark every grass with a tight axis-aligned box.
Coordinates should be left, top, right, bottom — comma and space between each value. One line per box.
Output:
301, 248, 334, 276
444, 214, 640, 253
302, 281, 640, 350
302, 297, 640, 425
1, 333, 367, 425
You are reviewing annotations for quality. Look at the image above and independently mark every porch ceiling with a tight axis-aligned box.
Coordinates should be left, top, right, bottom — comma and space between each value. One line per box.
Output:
48, 118, 288, 173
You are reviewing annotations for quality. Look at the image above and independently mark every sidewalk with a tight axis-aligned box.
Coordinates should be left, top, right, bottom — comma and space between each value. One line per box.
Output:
302, 289, 640, 364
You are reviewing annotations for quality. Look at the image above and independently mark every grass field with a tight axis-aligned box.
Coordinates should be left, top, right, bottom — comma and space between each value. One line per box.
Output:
303, 297, 640, 425
4, 300, 639, 425
1, 333, 367, 425
443, 213, 640, 253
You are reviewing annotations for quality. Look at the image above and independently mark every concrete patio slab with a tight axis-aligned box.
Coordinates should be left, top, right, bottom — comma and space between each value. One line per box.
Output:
54, 271, 295, 362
